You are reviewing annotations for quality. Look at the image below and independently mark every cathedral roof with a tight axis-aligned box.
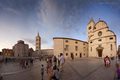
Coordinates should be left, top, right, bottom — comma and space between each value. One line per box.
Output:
17, 40, 24, 44
88, 18, 95, 25
94, 19, 108, 28
37, 32, 39, 37
53, 37, 88, 43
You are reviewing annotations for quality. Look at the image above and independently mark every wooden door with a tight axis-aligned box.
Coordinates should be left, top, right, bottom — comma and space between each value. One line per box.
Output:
98, 50, 102, 57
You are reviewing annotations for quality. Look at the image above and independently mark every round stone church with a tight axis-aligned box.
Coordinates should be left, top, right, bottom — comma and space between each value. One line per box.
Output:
87, 19, 117, 58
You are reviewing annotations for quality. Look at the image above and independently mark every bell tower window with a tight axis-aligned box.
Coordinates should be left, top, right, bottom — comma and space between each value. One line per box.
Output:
89, 26, 91, 30
93, 26, 96, 29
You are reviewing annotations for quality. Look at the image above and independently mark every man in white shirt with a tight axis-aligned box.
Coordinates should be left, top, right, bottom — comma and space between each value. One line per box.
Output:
59, 53, 65, 72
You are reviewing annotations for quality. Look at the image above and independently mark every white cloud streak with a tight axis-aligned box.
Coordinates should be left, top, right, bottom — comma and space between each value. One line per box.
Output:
0, 41, 12, 49
4, 7, 21, 15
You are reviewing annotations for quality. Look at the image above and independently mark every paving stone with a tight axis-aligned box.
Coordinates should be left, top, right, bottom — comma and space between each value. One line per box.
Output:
0, 58, 118, 80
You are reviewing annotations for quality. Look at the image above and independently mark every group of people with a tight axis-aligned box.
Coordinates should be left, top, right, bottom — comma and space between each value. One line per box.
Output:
104, 56, 111, 68
41, 53, 65, 80
19, 58, 34, 69
0, 58, 12, 64
104, 55, 120, 80
0, 57, 20, 67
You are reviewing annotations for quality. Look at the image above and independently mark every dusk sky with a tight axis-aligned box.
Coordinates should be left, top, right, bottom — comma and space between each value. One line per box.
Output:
0, 0, 120, 51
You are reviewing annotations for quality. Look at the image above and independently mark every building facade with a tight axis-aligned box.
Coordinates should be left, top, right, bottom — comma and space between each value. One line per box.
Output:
87, 19, 117, 57
2, 49, 13, 56
36, 32, 41, 51
53, 38, 88, 59
28, 48, 34, 57
13, 40, 29, 57
41, 49, 54, 56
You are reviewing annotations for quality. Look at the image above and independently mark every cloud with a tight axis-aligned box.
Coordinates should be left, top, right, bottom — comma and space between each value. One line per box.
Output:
37, 0, 95, 36
1, 41, 11, 49
41, 44, 53, 49
22, 37, 48, 46
41, 39, 48, 44
4, 7, 21, 15
22, 38, 35, 46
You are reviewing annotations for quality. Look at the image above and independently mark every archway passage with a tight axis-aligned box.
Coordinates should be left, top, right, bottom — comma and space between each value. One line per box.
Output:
71, 53, 74, 59
80, 53, 82, 58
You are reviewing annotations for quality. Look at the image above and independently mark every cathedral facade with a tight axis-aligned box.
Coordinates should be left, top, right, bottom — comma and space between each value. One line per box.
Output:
87, 19, 117, 57
53, 18, 117, 58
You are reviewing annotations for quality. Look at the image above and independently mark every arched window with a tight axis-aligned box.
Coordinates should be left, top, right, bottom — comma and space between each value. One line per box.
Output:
75, 41, 78, 44
110, 37, 113, 40
66, 53, 68, 56
89, 26, 91, 30
90, 41, 92, 44
76, 53, 77, 56
111, 44, 112, 50
98, 39, 102, 41
93, 26, 96, 29
75, 46, 78, 51
66, 40, 68, 42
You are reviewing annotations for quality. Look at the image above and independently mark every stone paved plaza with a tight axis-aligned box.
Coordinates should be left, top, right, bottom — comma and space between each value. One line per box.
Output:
0, 58, 118, 80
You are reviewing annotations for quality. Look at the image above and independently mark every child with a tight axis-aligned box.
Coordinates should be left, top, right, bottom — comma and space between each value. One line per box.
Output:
41, 64, 44, 80
116, 64, 120, 80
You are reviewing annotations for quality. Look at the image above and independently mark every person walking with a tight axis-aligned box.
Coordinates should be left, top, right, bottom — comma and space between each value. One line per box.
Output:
59, 53, 65, 72
30, 59, 33, 69
41, 64, 44, 80
116, 64, 120, 80
48, 58, 52, 72
46, 61, 49, 74
22, 60, 26, 69
53, 56, 57, 66
26, 60, 29, 68
104, 56, 107, 66
5, 58, 7, 63
58, 55, 60, 67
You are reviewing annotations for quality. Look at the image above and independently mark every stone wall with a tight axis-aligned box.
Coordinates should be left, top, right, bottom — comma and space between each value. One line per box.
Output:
54, 38, 88, 59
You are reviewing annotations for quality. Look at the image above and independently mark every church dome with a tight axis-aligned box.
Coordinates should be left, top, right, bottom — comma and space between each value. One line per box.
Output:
94, 19, 108, 30
17, 40, 24, 44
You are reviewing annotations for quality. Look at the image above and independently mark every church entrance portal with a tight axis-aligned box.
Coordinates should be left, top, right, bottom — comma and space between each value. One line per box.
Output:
96, 46, 104, 57
98, 50, 102, 57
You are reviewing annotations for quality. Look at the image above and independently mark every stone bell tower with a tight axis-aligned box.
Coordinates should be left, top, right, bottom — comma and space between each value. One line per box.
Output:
36, 32, 41, 51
